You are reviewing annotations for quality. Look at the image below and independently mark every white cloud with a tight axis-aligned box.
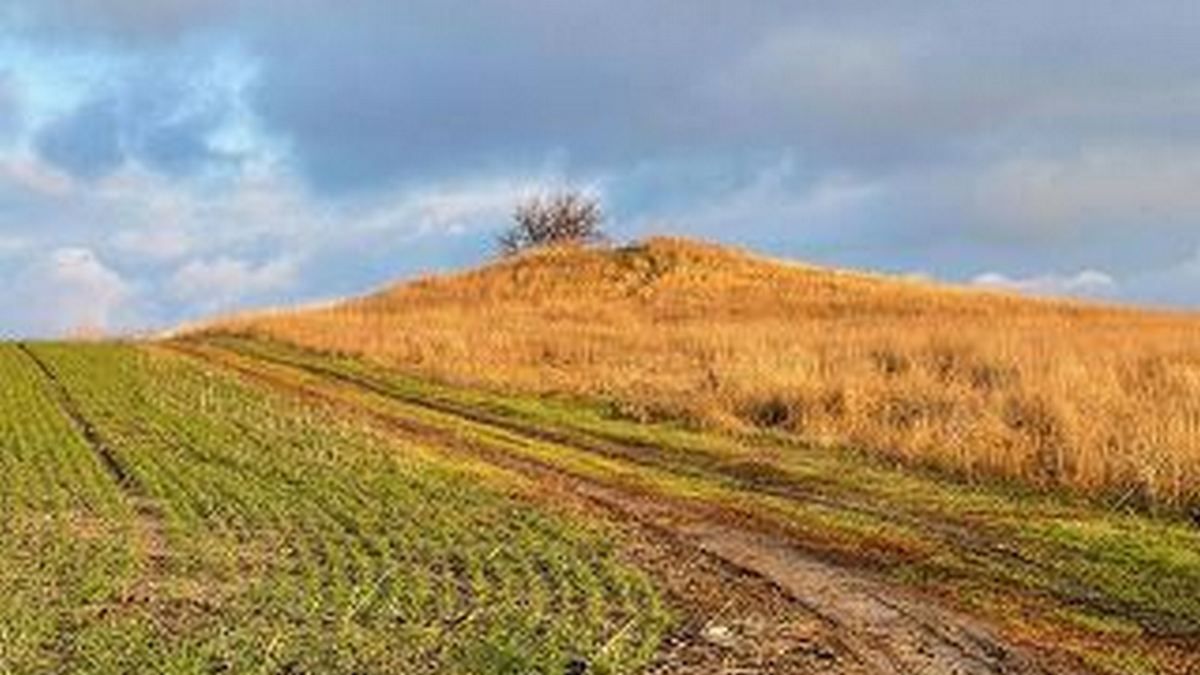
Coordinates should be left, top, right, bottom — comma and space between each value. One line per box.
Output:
79, 166, 549, 261
5, 247, 134, 336
353, 176, 571, 237
4, 161, 321, 261
971, 268, 1117, 299
169, 255, 297, 311
0, 145, 583, 333
0, 153, 73, 197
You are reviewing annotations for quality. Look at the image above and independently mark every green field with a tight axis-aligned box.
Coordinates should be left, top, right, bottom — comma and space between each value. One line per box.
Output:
0, 342, 667, 674
3, 337, 1200, 674
183, 336, 1200, 674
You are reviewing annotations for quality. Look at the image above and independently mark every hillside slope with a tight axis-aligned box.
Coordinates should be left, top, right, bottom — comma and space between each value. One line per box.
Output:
207, 238, 1200, 509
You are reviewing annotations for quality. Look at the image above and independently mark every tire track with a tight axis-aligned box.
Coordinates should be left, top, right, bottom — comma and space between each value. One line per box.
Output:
17, 343, 138, 493
204, 338, 1191, 637
168, 340, 1069, 674
16, 343, 171, 590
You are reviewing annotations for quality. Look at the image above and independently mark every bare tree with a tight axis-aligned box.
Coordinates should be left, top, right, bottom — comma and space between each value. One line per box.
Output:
498, 191, 605, 255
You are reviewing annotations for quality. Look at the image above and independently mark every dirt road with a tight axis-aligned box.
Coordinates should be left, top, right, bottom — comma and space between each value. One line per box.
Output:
167, 340, 1073, 674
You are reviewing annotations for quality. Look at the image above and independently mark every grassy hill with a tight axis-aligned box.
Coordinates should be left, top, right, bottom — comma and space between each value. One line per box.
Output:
5, 278, 1200, 670
207, 237, 1200, 510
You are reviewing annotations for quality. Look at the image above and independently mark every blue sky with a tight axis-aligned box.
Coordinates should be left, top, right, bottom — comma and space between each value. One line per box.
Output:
2, 1, 1199, 335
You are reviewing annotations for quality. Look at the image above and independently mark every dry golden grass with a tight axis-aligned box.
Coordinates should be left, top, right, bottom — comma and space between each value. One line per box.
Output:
205, 238, 1200, 510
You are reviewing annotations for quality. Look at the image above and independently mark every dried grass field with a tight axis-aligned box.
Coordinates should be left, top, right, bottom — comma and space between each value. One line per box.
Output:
210, 238, 1200, 511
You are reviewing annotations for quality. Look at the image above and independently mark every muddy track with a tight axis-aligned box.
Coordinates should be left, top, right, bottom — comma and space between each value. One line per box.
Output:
167, 341, 1069, 674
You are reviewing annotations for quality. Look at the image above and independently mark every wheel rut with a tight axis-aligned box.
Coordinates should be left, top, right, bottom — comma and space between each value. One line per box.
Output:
18, 343, 137, 491
167, 341, 1071, 674
17, 343, 171, 586
175, 340, 1083, 608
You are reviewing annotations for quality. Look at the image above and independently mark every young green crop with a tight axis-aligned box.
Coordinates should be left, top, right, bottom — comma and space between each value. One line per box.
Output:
0, 344, 137, 674
0, 342, 668, 674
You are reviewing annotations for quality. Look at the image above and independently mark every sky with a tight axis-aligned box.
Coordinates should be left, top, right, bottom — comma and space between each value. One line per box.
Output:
2, 1, 1200, 336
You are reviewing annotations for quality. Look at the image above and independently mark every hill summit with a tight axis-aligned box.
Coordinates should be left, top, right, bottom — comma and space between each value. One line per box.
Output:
206, 237, 1200, 508
357, 236, 1083, 319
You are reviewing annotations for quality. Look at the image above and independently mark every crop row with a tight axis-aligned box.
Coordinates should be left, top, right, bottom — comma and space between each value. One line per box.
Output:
0, 343, 667, 674
0, 344, 137, 672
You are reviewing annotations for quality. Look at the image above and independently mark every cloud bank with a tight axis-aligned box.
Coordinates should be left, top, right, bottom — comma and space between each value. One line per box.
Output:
2, 2, 1199, 335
